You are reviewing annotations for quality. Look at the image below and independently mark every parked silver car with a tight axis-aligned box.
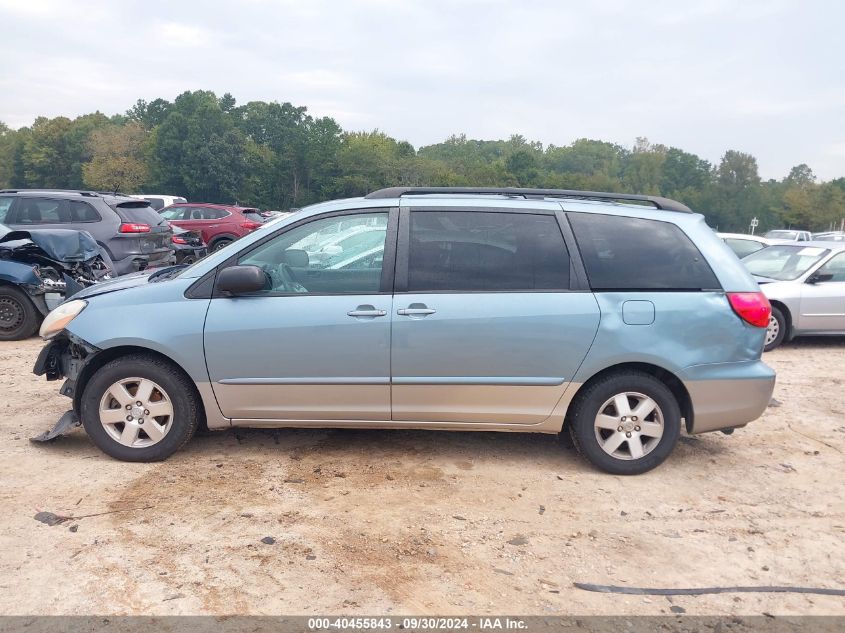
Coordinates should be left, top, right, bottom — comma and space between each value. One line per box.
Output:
742, 242, 845, 350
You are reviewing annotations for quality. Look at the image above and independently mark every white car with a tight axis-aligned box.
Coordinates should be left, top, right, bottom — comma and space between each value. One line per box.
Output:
763, 229, 812, 242
718, 233, 772, 259
130, 194, 187, 211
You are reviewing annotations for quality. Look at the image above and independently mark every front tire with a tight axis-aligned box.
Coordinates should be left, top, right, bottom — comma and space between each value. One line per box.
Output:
764, 306, 787, 352
0, 285, 41, 341
568, 372, 681, 475
80, 354, 201, 461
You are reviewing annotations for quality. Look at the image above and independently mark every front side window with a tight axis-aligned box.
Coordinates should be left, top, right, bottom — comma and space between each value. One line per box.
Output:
743, 245, 830, 281
570, 214, 720, 290
238, 212, 388, 294
816, 252, 845, 282
407, 211, 570, 292
0, 198, 13, 223
13, 198, 62, 224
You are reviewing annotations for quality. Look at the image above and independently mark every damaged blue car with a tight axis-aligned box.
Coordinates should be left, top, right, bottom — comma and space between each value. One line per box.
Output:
0, 224, 112, 340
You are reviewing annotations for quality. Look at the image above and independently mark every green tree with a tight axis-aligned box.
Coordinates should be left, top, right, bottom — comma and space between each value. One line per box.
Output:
82, 122, 149, 192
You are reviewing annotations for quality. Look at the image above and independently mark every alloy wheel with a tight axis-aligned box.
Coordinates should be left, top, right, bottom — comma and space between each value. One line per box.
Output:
594, 391, 664, 460
98, 377, 174, 448
765, 314, 779, 346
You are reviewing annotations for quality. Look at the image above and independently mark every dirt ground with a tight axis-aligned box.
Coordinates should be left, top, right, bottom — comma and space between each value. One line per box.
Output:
0, 336, 843, 617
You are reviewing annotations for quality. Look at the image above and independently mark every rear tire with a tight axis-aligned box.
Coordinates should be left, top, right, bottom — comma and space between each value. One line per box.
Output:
568, 371, 681, 475
764, 306, 787, 352
0, 285, 41, 341
80, 354, 201, 462
211, 237, 234, 252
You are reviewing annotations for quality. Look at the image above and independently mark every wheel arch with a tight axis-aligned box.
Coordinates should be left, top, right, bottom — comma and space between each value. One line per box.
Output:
564, 362, 694, 433
73, 345, 208, 431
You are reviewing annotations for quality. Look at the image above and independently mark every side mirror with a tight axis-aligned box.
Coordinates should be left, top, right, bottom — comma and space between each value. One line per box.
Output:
284, 248, 309, 267
807, 272, 834, 284
216, 265, 268, 295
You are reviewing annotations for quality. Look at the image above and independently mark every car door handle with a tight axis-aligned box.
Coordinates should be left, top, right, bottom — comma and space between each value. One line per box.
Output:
347, 305, 387, 318
397, 305, 436, 317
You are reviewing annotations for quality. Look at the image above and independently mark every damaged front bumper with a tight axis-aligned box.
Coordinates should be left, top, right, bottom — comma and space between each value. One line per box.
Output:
31, 334, 100, 442
33, 333, 100, 399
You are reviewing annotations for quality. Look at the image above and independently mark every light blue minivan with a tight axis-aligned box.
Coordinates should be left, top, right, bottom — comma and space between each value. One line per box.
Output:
33, 187, 776, 474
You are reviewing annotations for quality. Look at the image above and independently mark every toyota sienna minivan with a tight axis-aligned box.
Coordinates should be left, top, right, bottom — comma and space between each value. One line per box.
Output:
33, 187, 776, 474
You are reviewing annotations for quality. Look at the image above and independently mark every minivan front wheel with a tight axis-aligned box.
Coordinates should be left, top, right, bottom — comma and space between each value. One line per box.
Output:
80, 354, 201, 462
568, 372, 681, 475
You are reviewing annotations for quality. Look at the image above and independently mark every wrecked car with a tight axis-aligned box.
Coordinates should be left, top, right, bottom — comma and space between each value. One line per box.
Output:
0, 224, 112, 340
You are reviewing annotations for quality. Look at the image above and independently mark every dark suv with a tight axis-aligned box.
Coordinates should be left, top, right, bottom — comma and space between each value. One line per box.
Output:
0, 190, 173, 275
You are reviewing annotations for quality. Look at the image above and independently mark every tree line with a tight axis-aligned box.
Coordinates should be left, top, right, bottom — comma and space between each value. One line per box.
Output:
1, 90, 843, 233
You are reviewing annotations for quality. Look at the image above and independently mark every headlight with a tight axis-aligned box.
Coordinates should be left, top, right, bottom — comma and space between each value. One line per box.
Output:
39, 299, 87, 340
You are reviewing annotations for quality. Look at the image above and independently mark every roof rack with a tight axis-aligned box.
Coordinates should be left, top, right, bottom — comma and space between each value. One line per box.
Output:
364, 187, 692, 213
0, 188, 102, 197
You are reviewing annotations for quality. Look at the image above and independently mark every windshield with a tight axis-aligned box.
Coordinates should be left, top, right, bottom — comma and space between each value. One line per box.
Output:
764, 230, 798, 239
743, 245, 830, 281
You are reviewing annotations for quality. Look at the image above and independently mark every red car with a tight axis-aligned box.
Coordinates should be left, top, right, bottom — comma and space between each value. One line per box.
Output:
158, 203, 265, 251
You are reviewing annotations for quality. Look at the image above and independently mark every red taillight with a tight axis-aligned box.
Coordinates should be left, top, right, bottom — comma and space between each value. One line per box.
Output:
241, 221, 262, 231
727, 292, 771, 328
172, 235, 188, 244
119, 222, 151, 233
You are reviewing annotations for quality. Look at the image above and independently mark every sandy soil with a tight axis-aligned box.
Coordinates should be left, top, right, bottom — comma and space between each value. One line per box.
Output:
0, 336, 843, 616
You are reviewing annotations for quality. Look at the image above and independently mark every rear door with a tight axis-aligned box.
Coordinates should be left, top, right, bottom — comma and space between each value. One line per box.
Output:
390, 205, 600, 425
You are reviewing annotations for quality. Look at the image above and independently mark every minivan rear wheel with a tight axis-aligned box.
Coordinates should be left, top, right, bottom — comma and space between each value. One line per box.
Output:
80, 354, 201, 462
568, 372, 681, 475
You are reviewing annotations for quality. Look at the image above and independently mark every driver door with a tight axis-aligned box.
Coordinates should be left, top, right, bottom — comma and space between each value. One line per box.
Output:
799, 252, 845, 331
203, 209, 396, 422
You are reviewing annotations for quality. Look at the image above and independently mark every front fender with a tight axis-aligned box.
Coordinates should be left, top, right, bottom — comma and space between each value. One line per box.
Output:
0, 260, 41, 286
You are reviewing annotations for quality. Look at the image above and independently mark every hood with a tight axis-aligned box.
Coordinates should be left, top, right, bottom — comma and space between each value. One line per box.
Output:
69, 269, 155, 300
68, 265, 187, 301
0, 228, 102, 262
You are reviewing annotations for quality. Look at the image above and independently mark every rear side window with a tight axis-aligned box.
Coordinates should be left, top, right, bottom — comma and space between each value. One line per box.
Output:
570, 214, 720, 290
408, 211, 570, 291
188, 207, 228, 220
242, 210, 265, 223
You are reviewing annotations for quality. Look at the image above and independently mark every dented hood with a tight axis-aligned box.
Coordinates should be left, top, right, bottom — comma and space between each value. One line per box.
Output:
0, 227, 102, 262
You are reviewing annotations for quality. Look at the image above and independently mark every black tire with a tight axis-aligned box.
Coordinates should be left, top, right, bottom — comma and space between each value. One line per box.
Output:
764, 305, 787, 352
211, 237, 234, 252
568, 371, 681, 475
0, 285, 41, 341
80, 354, 201, 462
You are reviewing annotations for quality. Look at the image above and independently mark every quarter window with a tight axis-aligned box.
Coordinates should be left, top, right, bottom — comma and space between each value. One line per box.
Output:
570, 213, 720, 290
238, 212, 388, 294
407, 211, 570, 292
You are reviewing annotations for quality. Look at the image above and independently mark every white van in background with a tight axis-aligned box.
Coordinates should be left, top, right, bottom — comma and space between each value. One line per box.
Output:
130, 194, 187, 211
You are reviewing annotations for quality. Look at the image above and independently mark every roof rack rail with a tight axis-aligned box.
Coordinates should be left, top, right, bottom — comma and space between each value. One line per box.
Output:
364, 187, 692, 213
0, 188, 102, 197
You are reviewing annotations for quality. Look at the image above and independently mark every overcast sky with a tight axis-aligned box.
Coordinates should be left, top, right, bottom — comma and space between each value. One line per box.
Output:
1, 0, 843, 180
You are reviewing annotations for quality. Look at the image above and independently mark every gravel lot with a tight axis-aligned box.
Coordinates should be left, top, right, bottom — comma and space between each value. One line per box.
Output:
0, 336, 843, 616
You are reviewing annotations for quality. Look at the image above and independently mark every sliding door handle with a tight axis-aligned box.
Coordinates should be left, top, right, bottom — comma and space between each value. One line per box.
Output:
397, 304, 436, 317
